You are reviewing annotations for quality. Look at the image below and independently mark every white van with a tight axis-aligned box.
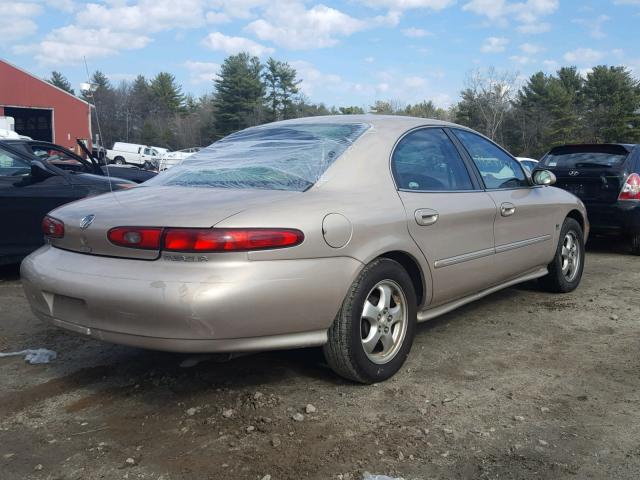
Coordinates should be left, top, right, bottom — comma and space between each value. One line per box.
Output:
106, 142, 169, 169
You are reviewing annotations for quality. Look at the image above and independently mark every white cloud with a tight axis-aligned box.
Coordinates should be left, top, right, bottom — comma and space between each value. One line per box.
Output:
404, 75, 427, 88
290, 60, 343, 96
246, 3, 367, 49
572, 14, 610, 39
75, 0, 207, 33
45, 0, 76, 12
184, 61, 221, 84
517, 22, 551, 33
543, 59, 559, 70
364, 56, 375, 63
16, 0, 213, 65
520, 42, 543, 54
464, 0, 559, 33
245, 1, 400, 50
361, 0, 455, 9
202, 32, 274, 56
15, 26, 150, 66
206, 11, 231, 24
0, 2, 42, 41
563, 48, 605, 65
510, 55, 533, 65
481, 36, 509, 53
402, 27, 432, 37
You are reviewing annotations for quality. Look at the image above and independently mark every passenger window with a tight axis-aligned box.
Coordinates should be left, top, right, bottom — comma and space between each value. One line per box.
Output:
452, 129, 528, 189
391, 128, 474, 191
0, 148, 30, 177
143, 148, 152, 155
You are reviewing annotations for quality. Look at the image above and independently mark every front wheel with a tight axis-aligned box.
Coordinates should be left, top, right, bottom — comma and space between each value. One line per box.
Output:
323, 258, 417, 384
539, 217, 585, 293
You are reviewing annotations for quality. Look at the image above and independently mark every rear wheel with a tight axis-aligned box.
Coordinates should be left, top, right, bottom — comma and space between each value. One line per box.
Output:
323, 258, 417, 384
113, 156, 125, 165
631, 232, 640, 256
539, 217, 584, 293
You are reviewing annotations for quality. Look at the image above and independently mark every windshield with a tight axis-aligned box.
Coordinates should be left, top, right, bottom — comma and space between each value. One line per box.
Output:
541, 151, 627, 169
145, 122, 370, 191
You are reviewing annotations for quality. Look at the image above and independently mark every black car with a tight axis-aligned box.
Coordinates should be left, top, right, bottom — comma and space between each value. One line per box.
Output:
0, 141, 136, 265
3, 139, 157, 184
537, 144, 640, 254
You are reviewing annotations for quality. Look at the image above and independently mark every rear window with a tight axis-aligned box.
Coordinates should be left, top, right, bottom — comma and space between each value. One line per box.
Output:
146, 123, 369, 191
541, 146, 629, 169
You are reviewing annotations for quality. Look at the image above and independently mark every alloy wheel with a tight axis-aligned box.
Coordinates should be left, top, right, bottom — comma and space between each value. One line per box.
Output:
360, 279, 408, 365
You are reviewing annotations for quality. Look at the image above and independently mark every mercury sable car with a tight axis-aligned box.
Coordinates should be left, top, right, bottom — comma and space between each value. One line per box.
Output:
21, 116, 588, 383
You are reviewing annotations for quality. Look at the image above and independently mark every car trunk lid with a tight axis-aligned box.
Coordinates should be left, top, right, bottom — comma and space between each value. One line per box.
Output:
540, 144, 633, 205
47, 186, 299, 260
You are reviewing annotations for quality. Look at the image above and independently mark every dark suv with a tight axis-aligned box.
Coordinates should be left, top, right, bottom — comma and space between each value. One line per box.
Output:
537, 144, 640, 254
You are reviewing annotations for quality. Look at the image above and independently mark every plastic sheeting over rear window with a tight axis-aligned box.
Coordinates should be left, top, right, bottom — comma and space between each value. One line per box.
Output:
146, 122, 370, 191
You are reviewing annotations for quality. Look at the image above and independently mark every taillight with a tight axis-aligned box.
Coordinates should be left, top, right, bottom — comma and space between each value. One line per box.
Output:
108, 227, 162, 249
42, 215, 64, 238
619, 173, 640, 201
163, 228, 304, 252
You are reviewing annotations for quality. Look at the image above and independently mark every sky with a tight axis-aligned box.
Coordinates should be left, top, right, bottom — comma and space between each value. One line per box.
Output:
2, 0, 640, 109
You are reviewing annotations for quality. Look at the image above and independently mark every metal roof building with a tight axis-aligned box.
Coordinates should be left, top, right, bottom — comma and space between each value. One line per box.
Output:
0, 59, 92, 150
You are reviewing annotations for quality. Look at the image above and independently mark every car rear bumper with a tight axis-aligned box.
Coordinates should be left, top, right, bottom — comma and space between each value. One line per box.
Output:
585, 200, 640, 235
21, 245, 363, 353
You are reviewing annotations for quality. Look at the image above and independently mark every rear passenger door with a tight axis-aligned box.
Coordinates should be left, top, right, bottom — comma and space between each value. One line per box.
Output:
392, 127, 499, 305
451, 129, 556, 281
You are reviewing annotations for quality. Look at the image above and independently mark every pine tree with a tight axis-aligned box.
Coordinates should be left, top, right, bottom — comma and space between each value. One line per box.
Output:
48, 71, 74, 95
263, 58, 300, 122
582, 66, 640, 143
150, 72, 185, 114
213, 53, 265, 137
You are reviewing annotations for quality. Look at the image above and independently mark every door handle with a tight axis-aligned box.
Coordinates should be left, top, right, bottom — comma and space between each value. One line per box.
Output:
500, 203, 516, 217
415, 209, 439, 226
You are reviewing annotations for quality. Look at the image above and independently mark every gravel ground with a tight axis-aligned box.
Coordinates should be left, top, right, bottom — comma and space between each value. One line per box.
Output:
1, 236, 639, 480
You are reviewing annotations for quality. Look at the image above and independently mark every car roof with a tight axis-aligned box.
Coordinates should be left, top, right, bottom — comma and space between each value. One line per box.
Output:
270, 114, 459, 130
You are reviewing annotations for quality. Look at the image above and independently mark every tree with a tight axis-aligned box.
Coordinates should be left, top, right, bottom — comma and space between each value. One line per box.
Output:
150, 72, 185, 114
214, 53, 265, 137
369, 100, 403, 114
48, 71, 74, 95
456, 68, 518, 143
404, 100, 449, 120
263, 58, 300, 122
582, 65, 640, 143
338, 106, 365, 114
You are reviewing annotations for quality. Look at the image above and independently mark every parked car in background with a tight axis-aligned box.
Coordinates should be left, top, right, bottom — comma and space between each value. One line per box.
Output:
3, 139, 157, 184
537, 143, 639, 255
106, 142, 168, 169
517, 157, 539, 173
0, 141, 135, 265
158, 147, 201, 171
21, 116, 588, 383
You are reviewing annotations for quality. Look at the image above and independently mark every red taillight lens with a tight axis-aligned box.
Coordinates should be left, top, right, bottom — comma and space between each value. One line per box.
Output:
108, 227, 162, 249
42, 215, 64, 238
619, 173, 640, 201
163, 228, 304, 252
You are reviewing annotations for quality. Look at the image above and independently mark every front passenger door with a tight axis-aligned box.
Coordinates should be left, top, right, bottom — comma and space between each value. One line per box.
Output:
451, 129, 556, 281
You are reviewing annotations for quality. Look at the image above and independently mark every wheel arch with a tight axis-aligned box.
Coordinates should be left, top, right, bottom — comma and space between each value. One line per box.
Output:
567, 209, 586, 236
377, 250, 427, 308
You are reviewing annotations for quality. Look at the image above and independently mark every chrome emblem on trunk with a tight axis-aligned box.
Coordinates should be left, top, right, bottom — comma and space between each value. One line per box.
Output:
569, 171, 580, 176
80, 214, 96, 230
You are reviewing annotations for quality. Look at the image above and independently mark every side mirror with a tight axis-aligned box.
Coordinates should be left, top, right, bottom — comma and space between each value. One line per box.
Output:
533, 169, 556, 186
30, 160, 55, 183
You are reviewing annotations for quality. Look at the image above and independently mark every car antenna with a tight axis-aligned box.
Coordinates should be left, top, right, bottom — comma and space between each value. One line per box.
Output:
82, 56, 113, 194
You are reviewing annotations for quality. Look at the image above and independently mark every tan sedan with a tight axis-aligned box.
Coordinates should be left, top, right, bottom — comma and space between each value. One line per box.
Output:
21, 116, 588, 383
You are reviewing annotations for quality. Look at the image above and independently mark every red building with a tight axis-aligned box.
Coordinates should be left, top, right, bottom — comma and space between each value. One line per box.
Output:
0, 59, 92, 151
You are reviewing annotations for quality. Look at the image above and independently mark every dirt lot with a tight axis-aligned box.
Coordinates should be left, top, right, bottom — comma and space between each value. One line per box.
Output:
1, 237, 639, 480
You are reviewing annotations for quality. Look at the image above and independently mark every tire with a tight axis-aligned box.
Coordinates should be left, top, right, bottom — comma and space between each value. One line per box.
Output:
631, 232, 640, 256
323, 258, 417, 384
538, 217, 585, 293
113, 157, 125, 165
